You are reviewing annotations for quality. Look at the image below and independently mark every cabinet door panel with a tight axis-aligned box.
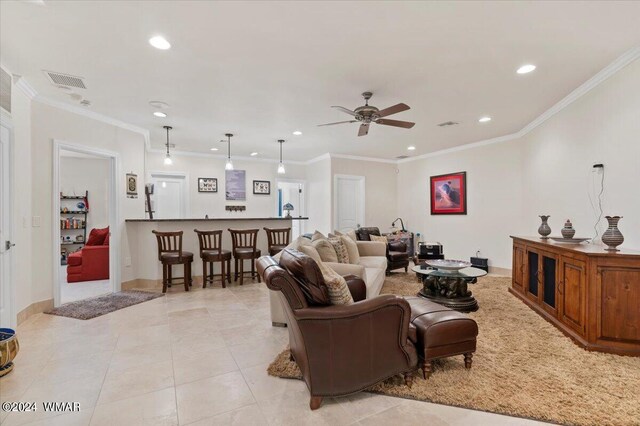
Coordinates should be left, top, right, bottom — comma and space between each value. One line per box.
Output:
527, 250, 539, 300
513, 245, 525, 291
560, 259, 586, 335
598, 268, 640, 344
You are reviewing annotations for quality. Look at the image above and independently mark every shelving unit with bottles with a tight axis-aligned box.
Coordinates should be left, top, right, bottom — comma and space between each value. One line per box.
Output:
60, 190, 89, 265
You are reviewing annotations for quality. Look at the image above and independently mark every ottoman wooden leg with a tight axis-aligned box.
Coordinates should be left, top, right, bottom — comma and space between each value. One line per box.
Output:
309, 396, 323, 410
422, 360, 433, 379
403, 371, 414, 388
464, 352, 473, 369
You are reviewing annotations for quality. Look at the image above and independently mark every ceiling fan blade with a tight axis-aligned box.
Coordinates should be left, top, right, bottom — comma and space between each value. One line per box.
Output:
331, 106, 358, 117
317, 120, 358, 127
358, 123, 369, 136
377, 103, 410, 118
376, 118, 415, 129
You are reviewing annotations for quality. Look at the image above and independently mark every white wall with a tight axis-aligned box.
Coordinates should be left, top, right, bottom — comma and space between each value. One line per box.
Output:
331, 157, 399, 232
30, 101, 146, 304
397, 57, 640, 269
521, 58, 640, 249
60, 156, 110, 230
145, 151, 307, 219
305, 155, 332, 233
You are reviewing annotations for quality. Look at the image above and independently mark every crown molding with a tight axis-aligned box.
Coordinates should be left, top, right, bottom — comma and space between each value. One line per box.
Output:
13, 76, 38, 100
147, 147, 307, 165
329, 153, 398, 164
305, 153, 331, 165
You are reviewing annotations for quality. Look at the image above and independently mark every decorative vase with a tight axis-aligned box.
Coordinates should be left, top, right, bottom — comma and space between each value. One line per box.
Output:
602, 216, 624, 251
538, 215, 551, 239
0, 328, 19, 378
561, 219, 575, 239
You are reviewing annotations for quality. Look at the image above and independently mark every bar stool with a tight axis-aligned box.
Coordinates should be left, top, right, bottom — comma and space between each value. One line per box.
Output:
228, 228, 261, 285
194, 229, 232, 288
152, 230, 193, 293
263, 227, 291, 256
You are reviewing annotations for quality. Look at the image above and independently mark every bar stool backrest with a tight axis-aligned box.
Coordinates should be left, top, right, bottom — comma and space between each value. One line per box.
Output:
228, 228, 259, 255
152, 230, 183, 261
194, 229, 223, 256
264, 227, 291, 248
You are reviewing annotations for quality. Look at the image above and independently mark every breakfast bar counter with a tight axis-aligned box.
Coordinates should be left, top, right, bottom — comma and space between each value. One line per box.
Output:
124, 217, 307, 288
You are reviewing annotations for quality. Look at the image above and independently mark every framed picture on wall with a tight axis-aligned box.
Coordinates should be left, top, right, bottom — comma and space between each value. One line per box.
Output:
126, 173, 138, 198
430, 171, 467, 215
198, 177, 218, 193
225, 170, 246, 201
253, 180, 270, 195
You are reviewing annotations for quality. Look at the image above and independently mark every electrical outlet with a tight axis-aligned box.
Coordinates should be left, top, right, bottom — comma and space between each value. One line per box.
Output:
125, 257, 132, 267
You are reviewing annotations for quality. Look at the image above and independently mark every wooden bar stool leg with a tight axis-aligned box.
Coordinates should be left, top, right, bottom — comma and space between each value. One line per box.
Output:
251, 258, 256, 281
234, 258, 239, 281
167, 264, 173, 288
255, 259, 261, 283
162, 263, 168, 293
202, 260, 207, 288
209, 260, 213, 285
184, 261, 190, 292
227, 259, 231, 284
239, 259, 244, 286
221, 259, 226, 288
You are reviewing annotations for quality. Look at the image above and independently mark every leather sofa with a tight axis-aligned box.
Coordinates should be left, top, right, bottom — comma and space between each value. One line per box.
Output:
356, 227, 410, 273
257, 249, 418, 410
268, 236, 387, 326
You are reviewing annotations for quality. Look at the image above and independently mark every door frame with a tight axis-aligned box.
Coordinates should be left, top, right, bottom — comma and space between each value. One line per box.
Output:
148, 171, 190, 218
275, 178, 307, 236
333, 174, 365, 231
53, 140, 121, 307
0, 113, 15, 327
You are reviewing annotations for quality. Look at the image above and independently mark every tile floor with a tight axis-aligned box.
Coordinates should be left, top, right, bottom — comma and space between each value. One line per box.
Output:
59, 265, 111, 304
2, 278, 549, 426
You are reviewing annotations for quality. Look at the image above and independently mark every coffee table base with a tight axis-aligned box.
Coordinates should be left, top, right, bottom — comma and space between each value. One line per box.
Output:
417, 290, 479, 313
416, 274, 479, 313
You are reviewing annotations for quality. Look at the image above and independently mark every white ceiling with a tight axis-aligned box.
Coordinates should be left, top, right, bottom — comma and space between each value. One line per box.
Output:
2, 1, 639, 161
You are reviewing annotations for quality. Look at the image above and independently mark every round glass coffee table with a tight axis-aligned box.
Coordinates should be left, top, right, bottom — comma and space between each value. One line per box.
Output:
411, 265, 487, 312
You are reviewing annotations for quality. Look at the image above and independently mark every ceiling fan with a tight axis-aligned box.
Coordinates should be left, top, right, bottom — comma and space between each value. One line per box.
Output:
318, 92, 415, 136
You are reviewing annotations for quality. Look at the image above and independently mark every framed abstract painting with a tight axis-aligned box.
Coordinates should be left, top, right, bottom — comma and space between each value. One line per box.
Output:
430, 171, 467, 215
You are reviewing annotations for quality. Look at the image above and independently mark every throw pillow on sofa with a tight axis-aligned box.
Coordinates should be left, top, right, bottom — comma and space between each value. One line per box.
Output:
311, 230, 327, 241
312, 238, 339, 263
299, 245, 322, 263
317, 261, 354, 305
340, 235, 360, 264
369, 234, 388, 244
86, 227, 109, 246
328, 237, 350, 264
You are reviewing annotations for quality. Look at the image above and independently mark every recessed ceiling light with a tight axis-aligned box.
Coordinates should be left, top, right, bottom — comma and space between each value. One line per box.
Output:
153, 111, 167, 118
149, 36, 171, 50
478, 116, 492, 123
407, 146, 416, 151
292, 131, 302, 136
517, 64, 536, 74
210, 147, 218, 151
250, 152, 258, 156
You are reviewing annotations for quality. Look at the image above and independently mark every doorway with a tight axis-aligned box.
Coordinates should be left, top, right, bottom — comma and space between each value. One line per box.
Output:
53, 141, 119, 306
149, 172, 189, 219
276, 179, 306, 239
0, 117, 14, 326
334, 174, 365, 231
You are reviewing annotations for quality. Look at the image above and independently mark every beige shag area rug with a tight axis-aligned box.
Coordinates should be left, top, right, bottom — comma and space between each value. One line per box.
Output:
268, 274, 640, 426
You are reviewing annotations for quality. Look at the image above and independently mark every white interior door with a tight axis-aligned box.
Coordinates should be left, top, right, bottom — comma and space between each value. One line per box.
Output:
150, 174, 186, 219
334, 175, 365, 232
0, 122, 14, 327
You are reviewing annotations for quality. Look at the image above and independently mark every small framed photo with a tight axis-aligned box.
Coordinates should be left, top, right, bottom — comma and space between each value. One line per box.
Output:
430, 171, 467, 215
253, 180, 270, 195
126, 173, 138, 198
198, 177, 218, 193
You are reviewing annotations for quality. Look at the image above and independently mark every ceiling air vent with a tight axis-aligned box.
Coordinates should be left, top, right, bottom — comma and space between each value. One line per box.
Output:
437, 121, 459, 127
0, 67, 11, 114
43, 70, 87, 89
395, 155, 409, 160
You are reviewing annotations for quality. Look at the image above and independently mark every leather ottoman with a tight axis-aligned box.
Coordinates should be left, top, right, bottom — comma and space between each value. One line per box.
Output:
405, 296, 478, 379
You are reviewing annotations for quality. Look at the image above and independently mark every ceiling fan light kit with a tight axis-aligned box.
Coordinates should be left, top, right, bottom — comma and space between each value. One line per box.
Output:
318, 91, 415, 136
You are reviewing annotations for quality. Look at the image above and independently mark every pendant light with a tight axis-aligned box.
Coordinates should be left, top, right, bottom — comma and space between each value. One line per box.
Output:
163, 126, 173, 165
277, 139, 286, 174
224, 133, 234, 170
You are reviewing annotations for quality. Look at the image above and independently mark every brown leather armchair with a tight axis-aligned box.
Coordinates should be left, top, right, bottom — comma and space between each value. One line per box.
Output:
257, 249, 418, 410
356, 227, 410, 273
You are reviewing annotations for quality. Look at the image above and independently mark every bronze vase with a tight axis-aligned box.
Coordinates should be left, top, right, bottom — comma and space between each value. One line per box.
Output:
538, 215, 551, 239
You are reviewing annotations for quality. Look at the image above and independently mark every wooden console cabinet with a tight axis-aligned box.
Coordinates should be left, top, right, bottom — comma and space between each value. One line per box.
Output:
510, 236, 640, 356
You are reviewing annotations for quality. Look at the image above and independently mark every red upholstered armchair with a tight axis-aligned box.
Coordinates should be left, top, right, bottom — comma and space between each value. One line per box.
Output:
67, 227, 110, 283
